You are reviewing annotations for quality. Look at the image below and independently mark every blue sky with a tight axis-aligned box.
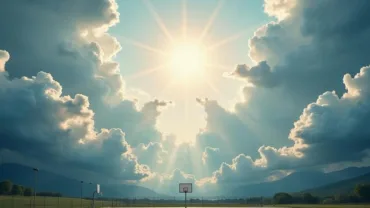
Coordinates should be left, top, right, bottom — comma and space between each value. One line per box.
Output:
110, 0, 271, 143
1, 0, 370, 196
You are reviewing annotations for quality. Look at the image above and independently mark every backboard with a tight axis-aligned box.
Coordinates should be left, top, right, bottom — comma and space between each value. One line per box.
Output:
179, 183, 192, 193
96, 184, 100, 194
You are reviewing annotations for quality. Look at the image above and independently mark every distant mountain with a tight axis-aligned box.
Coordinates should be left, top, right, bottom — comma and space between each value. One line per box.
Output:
0, 163, 160, 198
301, 172, 370, 196
229, 166, 370, 197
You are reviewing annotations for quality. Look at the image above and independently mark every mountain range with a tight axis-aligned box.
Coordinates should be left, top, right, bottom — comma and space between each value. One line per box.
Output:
0, 163, 161, 198
301, 171, 370, 196
2, 163, 370, 198
228, 166, 370, 197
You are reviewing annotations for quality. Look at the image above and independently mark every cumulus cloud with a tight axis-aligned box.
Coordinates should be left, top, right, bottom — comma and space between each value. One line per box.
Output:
0, 0, 176, 186
95, 99, 172, 147
0, 51, 149, 181
289, 66, 370, 165
264, 0, 297, 20
228, 61, 278, 87
3, 0, 370, 194
246, 0, 370, 98
195, 98, 261, 159
195, 0, 370, 186
140, 169, 195, 195
133, 142, 168, 168
140, 168, 219, 196
0, 0, 122, 100
210, 65, 370, 186
0, 0, 171, 150
0, 50, 9, 72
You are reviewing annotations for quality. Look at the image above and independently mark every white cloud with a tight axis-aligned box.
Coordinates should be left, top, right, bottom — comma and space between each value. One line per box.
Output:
0, 51, 150, 181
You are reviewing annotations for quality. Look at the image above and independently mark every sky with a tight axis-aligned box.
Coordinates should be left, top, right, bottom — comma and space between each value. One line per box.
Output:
1, 0, 370, 196
111, 0, 271, 143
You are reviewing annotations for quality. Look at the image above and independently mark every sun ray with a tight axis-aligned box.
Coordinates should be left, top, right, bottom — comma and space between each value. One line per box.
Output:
125, 64, 167, 80
143, 0, 174, 43
207, 29, 249, 52
206, 63, 232, 71
158, 79, 176, 98
119, 36, 168, 56
205, 79, 221, 95
164, 144, 180, 174
198, 0, 225, 42
182, 0, 187, 40
183, 81, 189, 122
190, 144, 207, 179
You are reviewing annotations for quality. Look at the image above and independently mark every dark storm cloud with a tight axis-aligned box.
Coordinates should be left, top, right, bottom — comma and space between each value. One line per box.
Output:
0, 52, 149, 181
228, 61, 278, 88
0, 0, 172, 183
211, 57, 370, 187
290, 65, 370, 166
0, 0, 170, 146
200, 0, 370, 185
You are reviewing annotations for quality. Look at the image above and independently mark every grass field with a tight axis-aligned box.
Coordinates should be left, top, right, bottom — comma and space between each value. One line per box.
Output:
2, 196, 370, 208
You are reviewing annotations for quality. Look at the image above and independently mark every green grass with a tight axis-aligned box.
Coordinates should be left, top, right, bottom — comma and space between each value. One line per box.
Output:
2, 196, 370, 208
0, 196, 113, 208
275, 205, 370, 208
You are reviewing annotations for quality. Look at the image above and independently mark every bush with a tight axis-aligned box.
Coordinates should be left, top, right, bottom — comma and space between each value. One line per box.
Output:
11, 184, 24, 195
273, 192, 293, 204
23, 188, 34, 196
0, 180, 13, 194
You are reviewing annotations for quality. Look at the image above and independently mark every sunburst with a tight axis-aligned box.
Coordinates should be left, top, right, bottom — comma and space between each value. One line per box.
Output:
121, 0, 246, 87
119, 0, 248, 141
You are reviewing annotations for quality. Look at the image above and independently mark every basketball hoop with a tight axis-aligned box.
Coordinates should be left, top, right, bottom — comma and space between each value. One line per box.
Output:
179, 183, 192, 208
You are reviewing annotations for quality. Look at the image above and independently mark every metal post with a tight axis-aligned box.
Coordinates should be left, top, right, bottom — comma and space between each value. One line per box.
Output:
33, 168, 39, 208
0, 154, 3, 180
92, 191, 97, 208
80, 181, 83, 208
185, 191, 187, 208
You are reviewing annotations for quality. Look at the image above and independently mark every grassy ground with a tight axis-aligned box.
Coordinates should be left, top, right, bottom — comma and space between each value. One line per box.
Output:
2, 196, 370, 208
0, 196, 111, 208
275, 205, 370, 208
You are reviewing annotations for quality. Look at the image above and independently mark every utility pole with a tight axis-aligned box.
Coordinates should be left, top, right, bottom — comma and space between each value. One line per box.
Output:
0, 154, 3, 180
80, 181, 84, 208
33, 168, 39, 208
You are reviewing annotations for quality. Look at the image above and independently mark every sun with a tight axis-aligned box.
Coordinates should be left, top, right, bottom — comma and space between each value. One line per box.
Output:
125, 0, 245, 94
168, 42, 207, 81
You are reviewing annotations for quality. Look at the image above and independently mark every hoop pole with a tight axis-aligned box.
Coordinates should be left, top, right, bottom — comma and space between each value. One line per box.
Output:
92, 191, 97, 208
185, 191, 187, 208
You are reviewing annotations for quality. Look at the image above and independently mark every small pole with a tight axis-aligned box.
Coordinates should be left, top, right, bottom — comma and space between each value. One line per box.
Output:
0, 154, 3, 180
80, 181, 83, 208
33, 168, 39, 208
92, 191, 97, 208
185, 191, 187, 208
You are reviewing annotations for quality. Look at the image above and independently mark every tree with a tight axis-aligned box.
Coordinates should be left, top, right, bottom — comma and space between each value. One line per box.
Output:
354, 184, 370, 200
11, 184, 23, 195
23, 187, 33, 196
302, 193, 319, 204
335, 194, 359, 203
273, 192, 293, 204
0, 180, 13, 194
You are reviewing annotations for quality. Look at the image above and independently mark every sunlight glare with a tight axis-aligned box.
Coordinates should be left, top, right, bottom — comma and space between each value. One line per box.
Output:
168, 42, 207, 81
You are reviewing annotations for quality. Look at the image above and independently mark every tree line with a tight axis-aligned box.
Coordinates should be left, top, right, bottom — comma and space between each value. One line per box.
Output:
273, 184, 370, 204
0, 180, 61, 197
